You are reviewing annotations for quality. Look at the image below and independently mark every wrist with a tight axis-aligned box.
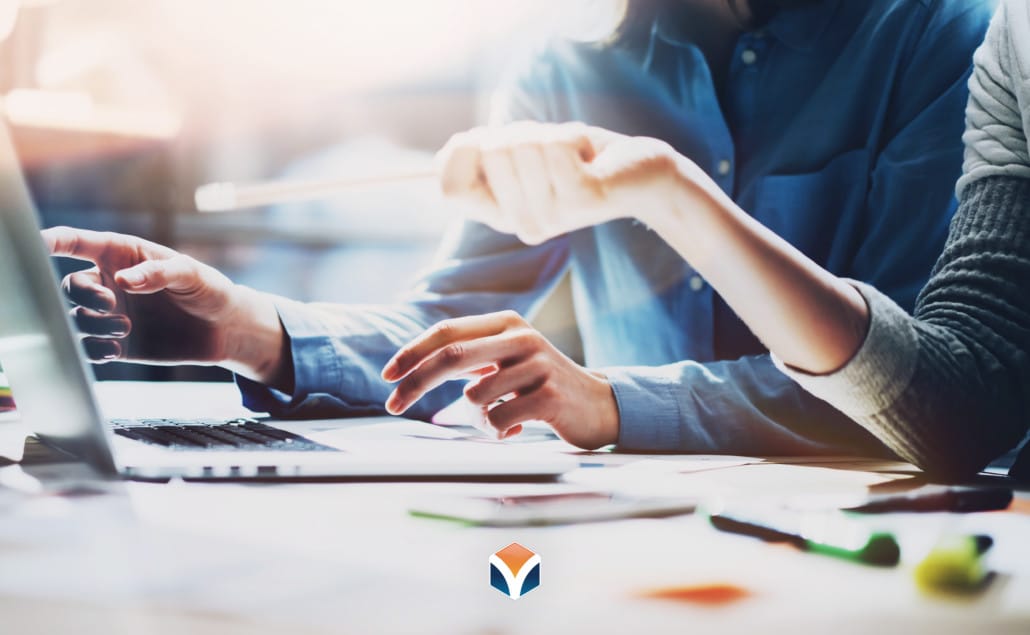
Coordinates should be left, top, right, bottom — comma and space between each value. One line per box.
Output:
222, 286, 290, 388
588, 369, 620, 448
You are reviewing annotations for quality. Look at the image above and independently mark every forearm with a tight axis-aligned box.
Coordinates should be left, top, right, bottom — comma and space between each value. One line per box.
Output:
778, 176, 1030, 478
644, 160, 869, 375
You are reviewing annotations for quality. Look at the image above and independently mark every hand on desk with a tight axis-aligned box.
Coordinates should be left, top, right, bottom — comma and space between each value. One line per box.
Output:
382, 310, 619, 450
42, 227, 289, 387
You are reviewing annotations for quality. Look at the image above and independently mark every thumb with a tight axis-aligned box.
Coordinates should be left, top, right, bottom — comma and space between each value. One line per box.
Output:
581, 135, 674, 186
579, 125, 623, 156
436, 131, 486, 199
114, 255, 201, 295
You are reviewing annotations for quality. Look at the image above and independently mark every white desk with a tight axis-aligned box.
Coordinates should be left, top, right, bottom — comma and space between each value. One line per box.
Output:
0, 381, 1028, 634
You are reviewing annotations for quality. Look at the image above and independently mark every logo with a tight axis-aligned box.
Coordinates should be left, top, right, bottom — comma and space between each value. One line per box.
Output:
489, 543, 540, 599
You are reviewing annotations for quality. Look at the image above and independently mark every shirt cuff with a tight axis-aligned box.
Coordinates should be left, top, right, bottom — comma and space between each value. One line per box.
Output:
236, 298, 345, 414
773, 280, 919, 418
604, 366, 684, 452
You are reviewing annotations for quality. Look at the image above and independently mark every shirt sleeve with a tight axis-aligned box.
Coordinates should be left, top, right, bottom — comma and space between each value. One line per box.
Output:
238, 223, 570, 420
607, 357, 893, 457
610, 1, 991, 459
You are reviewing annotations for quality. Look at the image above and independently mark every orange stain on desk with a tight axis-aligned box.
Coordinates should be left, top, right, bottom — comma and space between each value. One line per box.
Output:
636, 583, 751, 606
1007, 497, 1030, 515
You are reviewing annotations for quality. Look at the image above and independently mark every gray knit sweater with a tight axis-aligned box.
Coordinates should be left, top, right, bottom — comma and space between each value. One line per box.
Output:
777, 0, 1030, 479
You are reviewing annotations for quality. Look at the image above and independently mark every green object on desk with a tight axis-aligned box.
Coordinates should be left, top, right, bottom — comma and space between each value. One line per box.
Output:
708, 508, 901, 567
914, 535, 993, 594
804, 531, 900, 566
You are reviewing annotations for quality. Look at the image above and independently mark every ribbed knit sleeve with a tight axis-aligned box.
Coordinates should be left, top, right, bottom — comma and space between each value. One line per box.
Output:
777, 0, 1030, 479
780, 176, 1030, 479
958, 0, 1030, 192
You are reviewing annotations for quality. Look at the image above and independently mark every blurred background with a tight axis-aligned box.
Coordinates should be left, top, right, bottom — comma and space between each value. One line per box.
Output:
0, 0, 624, 383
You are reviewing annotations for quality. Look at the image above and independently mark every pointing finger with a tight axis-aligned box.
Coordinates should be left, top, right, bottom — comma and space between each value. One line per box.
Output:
42, 227, 131, 263
42, 226, 174, 264
382, 310, 526, 381
385, 331, 534, 415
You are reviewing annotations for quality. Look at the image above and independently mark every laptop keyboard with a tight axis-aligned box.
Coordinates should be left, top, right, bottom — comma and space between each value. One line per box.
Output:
110, 418, 339, 452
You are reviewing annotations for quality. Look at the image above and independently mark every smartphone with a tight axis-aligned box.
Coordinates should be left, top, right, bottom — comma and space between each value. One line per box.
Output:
410, 490, 696, 526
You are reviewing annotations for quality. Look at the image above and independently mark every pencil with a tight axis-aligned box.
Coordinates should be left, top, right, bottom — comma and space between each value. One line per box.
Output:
194, 169, 437, 212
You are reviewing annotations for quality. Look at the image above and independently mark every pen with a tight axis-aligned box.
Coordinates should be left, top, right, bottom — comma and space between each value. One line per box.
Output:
708, 507, 900, 566
194, 169, 437, 212
845, 485, 1013, 513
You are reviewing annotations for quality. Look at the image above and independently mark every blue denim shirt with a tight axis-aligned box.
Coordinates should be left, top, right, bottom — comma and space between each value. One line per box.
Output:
239, 0, 995, 456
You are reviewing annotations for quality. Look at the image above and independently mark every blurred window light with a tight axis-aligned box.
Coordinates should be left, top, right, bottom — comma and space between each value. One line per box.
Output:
558, 0, 628, 42
3, 88, 181, 138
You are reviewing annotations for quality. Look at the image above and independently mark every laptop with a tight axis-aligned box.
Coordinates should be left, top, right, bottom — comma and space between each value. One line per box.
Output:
0, 124, 576, 480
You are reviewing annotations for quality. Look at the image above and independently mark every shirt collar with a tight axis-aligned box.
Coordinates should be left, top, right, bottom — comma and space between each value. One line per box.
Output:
652, 0, 841, 53
764, 0, 842, 52
651, 11, 694, 48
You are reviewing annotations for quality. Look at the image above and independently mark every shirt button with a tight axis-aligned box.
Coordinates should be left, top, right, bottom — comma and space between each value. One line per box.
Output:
689, 275, 704, 292
741, 49, 758, 65
717, 159, 732, 176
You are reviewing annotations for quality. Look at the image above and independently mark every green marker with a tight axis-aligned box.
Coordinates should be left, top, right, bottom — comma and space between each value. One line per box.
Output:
708, 506, 900, 567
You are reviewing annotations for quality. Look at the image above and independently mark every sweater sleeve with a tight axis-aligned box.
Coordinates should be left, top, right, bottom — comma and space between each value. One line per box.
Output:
776, 1, 1030, 480
957, 0, 1030, 191
778, 176, 1030, 480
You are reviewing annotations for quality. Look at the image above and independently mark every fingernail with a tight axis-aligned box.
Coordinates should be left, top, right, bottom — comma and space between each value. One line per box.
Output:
102, 354, 118, 361
119, 271, 144, 286
381, 360, 398, 381
385, 393, 403, 414
110, 330, 127, 337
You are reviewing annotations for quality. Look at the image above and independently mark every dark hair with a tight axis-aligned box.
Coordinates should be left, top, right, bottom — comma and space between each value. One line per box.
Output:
608, 0, 663, 46
609, 0, 821, 46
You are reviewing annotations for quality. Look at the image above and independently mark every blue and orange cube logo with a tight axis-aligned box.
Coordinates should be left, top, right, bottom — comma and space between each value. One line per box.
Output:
489, 543, 540, 599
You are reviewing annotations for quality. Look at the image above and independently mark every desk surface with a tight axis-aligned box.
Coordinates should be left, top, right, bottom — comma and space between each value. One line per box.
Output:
0, 381, 1028, 635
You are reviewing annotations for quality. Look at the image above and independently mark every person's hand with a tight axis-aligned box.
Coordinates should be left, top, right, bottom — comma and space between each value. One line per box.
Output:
42, 227, 287, 384
435, 121, 726, 245
380, 310, 619, 450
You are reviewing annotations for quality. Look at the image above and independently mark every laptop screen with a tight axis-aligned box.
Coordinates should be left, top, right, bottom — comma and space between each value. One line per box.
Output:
0, 122, 118, 476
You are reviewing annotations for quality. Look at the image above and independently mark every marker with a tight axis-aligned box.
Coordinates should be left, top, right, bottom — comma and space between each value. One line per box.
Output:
194, 169, 436, 212
845, 486, 1013, 514
914, 535, 994, 594
708, 507, 900, 566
